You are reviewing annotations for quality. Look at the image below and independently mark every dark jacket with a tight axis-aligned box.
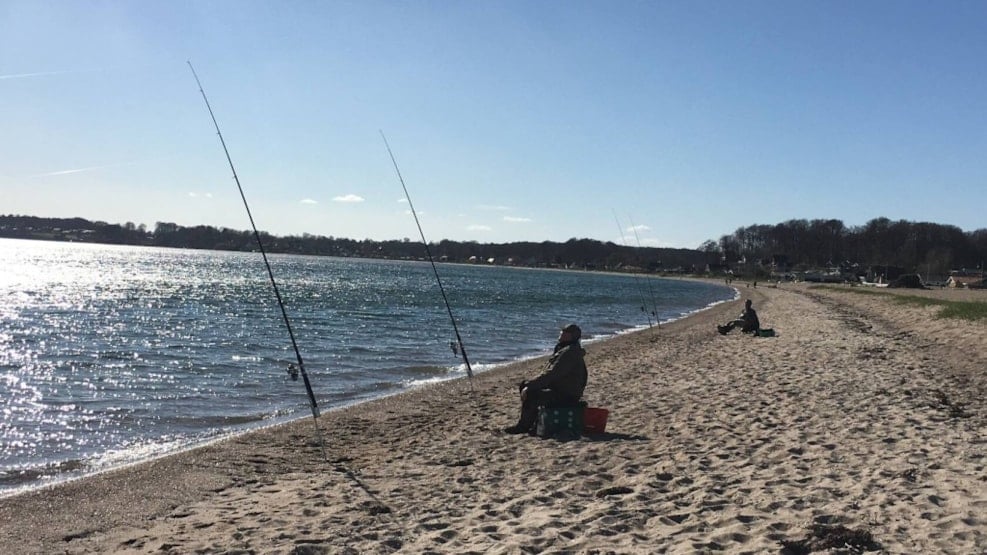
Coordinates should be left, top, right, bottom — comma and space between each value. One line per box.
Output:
525, 341, 587, 402
740, 307, 760, 332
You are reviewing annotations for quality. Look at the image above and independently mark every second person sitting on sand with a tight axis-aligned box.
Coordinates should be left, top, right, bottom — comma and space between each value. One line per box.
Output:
504, 323, 588, 435
718, 299, 760, 335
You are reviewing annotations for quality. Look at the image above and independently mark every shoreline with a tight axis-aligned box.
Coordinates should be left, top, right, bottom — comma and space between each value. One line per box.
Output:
2, 283, 983, 553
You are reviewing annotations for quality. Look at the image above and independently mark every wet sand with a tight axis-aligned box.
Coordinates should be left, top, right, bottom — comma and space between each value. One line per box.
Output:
1, 282, 984, 554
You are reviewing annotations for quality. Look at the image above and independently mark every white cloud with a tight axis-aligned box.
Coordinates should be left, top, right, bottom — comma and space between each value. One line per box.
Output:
477, 204, 512, 211
627, 224, 651, 233
636, 237, 670, 247
503, 216, 532, 223
333, 194, 365, 203
300, 198, 318, 205
467, 224, 492, 231
188, 192, 214, 199
397, 198, 408, 203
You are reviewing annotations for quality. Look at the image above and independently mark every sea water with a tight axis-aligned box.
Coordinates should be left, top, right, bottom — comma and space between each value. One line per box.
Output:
0, 238, 734, 495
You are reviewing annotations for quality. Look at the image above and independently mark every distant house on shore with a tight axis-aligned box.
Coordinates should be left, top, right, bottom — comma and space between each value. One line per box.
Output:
946, 275, 986, 289
767, 254, 790, 273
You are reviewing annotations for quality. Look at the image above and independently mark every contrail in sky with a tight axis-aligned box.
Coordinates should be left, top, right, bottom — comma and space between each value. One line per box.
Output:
26, 158, 171, 178
30, 166, 108, 177
0, 64, 156, 81
0, 69, 90, 80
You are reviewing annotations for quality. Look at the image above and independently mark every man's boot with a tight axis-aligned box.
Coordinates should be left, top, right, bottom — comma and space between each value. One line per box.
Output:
504, 405, 538, 434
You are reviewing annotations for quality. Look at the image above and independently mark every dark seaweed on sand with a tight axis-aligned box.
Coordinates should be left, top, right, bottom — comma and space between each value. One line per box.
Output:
930, 389, 973, 419
779, 524, 883, 554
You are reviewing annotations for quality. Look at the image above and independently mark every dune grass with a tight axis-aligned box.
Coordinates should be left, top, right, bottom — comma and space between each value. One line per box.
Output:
815, 285, 987, 322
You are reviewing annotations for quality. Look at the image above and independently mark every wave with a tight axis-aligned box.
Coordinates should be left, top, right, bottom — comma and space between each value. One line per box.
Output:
0, 459, 87, 489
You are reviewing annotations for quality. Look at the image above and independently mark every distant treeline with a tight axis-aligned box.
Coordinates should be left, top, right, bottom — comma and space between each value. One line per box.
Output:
0, 215, 712, 272
4, 215, 985, 278
700, 218, 987, 277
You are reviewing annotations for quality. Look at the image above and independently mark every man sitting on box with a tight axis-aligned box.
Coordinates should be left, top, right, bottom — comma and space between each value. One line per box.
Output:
717, 299, 760, 335
504, 323, 588, 435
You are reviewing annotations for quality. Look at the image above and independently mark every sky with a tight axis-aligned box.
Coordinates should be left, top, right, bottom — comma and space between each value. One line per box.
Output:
2, 1, 985, 249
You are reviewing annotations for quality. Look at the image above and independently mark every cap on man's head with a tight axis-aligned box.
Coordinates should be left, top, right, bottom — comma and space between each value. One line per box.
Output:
561, 323, 582, 339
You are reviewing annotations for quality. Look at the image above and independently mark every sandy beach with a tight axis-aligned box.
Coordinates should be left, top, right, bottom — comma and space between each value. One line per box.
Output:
1, 282, 984, 554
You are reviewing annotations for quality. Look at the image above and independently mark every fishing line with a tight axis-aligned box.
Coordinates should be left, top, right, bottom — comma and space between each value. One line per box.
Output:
379, 131, 475, 393
613, 211, 656, 339
627, 216, 661, 331
187, 61, 327, 460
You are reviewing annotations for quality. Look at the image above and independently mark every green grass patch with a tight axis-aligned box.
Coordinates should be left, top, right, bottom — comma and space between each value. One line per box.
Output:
937, 302, 987, 321
814, 285, 987, 321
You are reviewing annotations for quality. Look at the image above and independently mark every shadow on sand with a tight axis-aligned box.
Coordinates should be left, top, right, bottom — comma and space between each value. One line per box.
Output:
530, 431, 649, 442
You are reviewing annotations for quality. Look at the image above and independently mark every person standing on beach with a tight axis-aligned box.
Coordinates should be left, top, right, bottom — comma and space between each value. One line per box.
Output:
717, 299, 760, 335
504, 323, 588, 435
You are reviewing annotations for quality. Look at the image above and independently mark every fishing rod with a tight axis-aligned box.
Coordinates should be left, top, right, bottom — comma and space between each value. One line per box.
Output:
187, 61, 326, 460
612, 211, 656, 338
628, 216, 661, 330
380, 131, 475, 393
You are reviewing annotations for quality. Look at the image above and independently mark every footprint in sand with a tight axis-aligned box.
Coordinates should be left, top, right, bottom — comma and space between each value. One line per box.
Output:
661, 513, 691, 525
595, 486, 634, 497
288, 545, 329, 555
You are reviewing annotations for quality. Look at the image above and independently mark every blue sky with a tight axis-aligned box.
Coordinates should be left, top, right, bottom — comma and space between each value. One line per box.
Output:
2, 1, 985, 248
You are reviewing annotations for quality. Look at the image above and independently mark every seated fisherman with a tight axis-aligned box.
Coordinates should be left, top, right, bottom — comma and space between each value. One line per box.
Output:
717, 299, 760, 335
504, 323, 588, 435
